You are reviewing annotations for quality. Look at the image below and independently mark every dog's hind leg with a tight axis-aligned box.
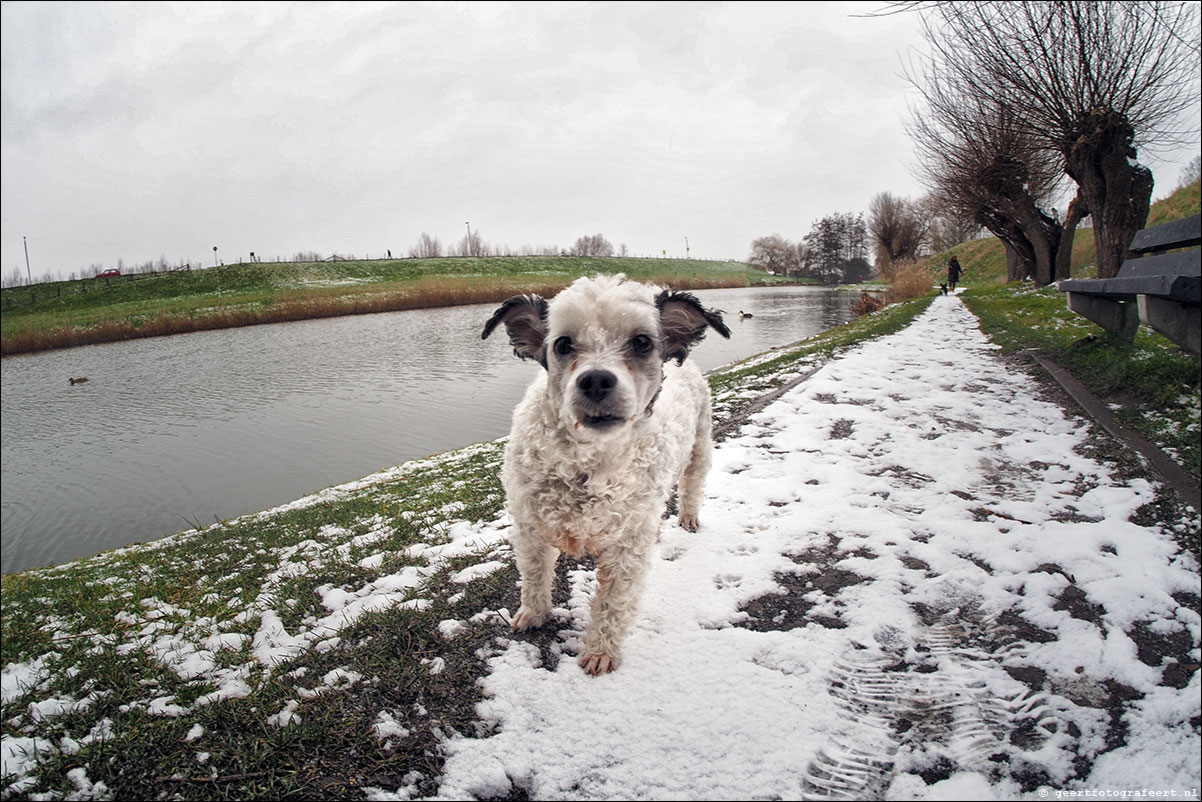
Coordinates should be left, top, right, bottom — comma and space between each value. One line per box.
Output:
676, 410, 713, 532
511, 531, 558, 631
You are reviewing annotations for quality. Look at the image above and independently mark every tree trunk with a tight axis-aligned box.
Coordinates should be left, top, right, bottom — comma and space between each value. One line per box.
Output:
1002, 241, 1029, 283
1011, 206, 1058, 286
1062, 109, 1153, 279
981, 211, 1037, 284
1055, 192, 1089, 281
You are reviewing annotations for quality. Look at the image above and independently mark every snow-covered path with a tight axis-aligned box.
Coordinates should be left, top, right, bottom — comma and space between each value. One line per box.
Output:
426, 295, 1200, 801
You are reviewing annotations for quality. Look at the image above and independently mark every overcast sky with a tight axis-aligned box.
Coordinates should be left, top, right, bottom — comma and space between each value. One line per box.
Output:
2, 1, 1198, 281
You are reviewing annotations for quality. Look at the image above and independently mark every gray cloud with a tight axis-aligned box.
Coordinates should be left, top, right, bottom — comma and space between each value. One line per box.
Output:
2, 1, 1196, 279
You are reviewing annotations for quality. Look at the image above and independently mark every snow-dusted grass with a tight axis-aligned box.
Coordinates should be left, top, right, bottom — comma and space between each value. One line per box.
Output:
963, 282, 1201, 488
1, 444, 517, 798
1, 296, 935, 799
3, 291, 1198, 800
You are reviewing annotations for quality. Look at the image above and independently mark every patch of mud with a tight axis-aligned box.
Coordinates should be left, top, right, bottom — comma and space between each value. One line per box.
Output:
736, 535, 867, 632
829, 419, 856, 439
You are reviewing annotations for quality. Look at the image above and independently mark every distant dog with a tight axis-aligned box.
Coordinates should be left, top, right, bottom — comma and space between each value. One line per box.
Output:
482, 275, 730, 674
940, 283, 949, 296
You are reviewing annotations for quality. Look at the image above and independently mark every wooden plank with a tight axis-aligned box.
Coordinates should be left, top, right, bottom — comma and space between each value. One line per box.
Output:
1129, 213, 1202, 254
1059, 272, 1199, 303
1118, 249, 1201, 279
1060, 217, 1200, 347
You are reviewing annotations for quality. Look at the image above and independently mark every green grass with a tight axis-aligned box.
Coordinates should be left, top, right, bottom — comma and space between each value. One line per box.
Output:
1, 256, 787, 355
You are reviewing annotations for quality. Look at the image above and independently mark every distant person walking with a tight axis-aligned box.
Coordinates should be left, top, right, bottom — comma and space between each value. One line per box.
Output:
947, 255, 965, 292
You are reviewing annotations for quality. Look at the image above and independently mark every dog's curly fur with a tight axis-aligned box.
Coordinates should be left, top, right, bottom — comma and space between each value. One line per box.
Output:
482, 274, 730, 674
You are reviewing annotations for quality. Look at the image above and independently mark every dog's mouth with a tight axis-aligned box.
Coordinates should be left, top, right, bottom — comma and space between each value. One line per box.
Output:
577, 413, 627, 430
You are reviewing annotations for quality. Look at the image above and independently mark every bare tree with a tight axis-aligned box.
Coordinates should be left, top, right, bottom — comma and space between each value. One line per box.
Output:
868, 192, 928, 270
747, 235, 800, 276
570, 234, 615, 257
1179, 154, 1201, 189
408, 232, 443, 259
924, 195, 983, 255
456, 229, 487, 257
917, 1, 1200, 278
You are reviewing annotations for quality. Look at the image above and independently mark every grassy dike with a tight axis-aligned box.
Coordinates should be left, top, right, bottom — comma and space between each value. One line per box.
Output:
0, 296, 933, 800
1, 257, 776, 355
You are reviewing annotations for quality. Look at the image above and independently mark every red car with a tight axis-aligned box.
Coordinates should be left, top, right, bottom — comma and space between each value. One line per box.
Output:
97, 268, 121, 278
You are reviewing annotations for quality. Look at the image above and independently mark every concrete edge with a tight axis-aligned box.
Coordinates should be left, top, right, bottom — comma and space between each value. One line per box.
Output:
1026, 350, 1201, 514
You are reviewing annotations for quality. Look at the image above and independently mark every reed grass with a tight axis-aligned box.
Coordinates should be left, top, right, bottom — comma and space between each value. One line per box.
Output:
883, 259, 938, 303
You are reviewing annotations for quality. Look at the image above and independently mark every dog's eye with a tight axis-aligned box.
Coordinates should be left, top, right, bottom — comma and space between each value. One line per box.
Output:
630, 334, 654, 356
553, 336, 575, 357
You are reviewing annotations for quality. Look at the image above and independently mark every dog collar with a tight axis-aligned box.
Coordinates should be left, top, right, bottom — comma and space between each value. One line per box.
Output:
644, 369, 665, 417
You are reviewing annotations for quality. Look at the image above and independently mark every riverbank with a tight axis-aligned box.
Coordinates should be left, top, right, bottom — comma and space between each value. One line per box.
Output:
1, 256, 778, 356
3, 291, 1199, 799
1, 284, 863, 575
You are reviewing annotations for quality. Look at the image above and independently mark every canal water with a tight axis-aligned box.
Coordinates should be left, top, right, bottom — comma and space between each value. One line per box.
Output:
0, 285, 857, 573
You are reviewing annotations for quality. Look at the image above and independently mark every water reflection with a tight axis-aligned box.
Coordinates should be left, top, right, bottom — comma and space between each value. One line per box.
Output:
1, 285, 855, 573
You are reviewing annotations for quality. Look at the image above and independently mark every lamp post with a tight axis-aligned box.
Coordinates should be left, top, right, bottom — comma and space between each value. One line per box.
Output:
23, 236, 31, 285
465, 221, 473, 257
685, 236, 690, 259
213, 246, 218, 267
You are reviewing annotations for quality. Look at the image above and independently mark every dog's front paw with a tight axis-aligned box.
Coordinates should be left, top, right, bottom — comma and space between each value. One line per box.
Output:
678, 513, 700, 532
510, 606, 548, 631
577, 651, 619, 675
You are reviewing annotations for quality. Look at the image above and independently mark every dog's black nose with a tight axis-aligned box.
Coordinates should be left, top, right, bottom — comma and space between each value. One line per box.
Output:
577, 370, 617, 403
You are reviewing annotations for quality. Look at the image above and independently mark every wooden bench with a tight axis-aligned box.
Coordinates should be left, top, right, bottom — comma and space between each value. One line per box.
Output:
1059, 213, 1201, 356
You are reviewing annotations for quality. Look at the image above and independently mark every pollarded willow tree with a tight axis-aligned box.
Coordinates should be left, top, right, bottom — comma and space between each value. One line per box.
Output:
912, 1, 1200, 278
908, 76, 1075, 284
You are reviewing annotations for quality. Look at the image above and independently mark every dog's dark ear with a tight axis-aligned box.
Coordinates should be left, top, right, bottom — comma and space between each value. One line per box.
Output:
482, 294, 549, 367
655, 290, 731, 365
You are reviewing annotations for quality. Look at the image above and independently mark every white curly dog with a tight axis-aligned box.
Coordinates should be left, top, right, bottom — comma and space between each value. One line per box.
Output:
482, 274, 730, 674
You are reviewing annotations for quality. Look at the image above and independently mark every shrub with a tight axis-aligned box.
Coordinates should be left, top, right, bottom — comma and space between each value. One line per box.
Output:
851, 292, 886, 316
